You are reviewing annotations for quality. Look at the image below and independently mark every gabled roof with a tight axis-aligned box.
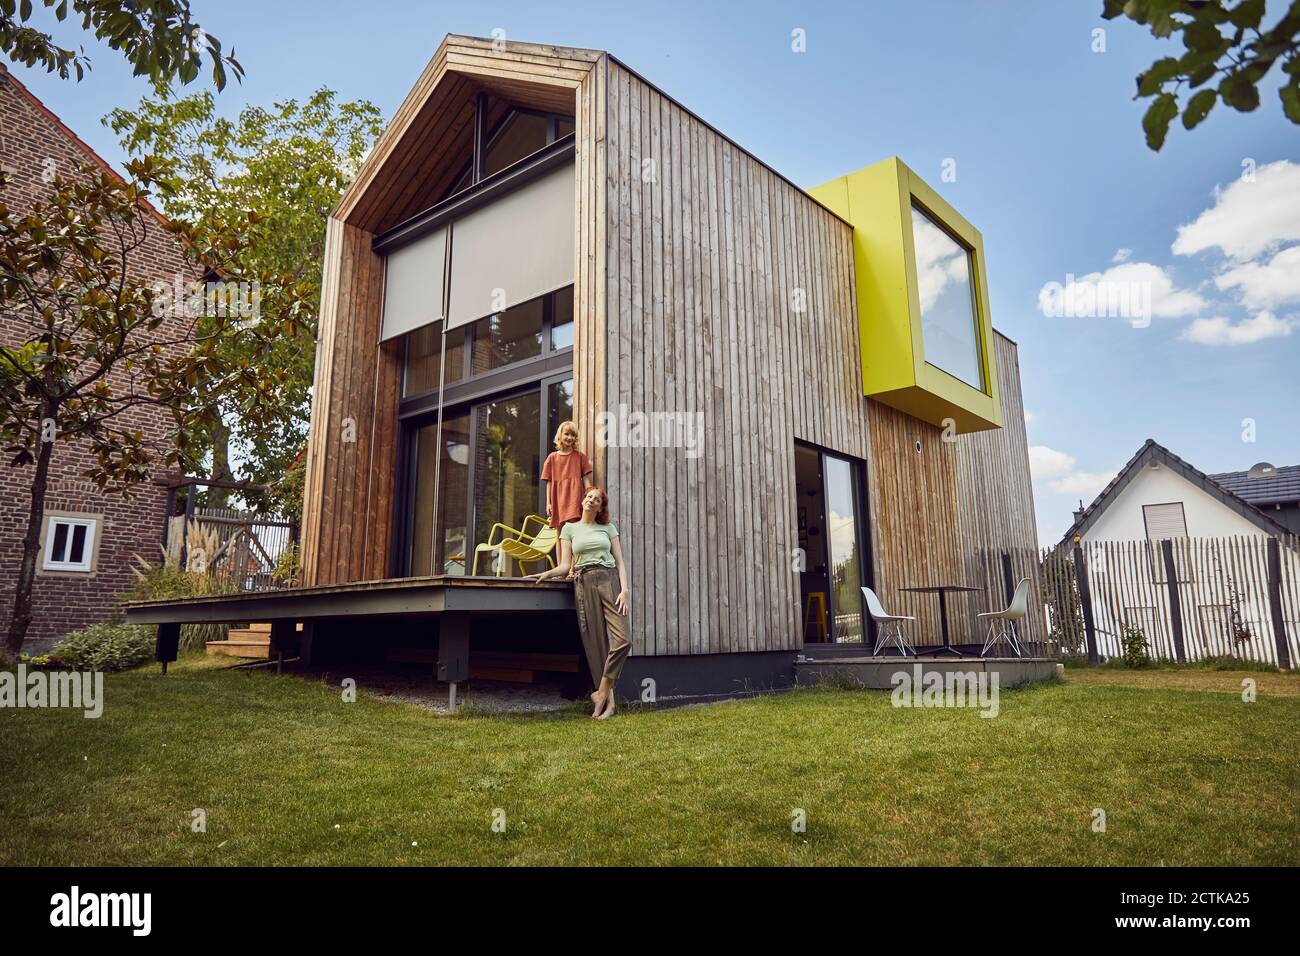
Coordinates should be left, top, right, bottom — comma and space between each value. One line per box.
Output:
333, 35, 604, 233
1058, 439, 1292, 545
1210, 463, 1300, 507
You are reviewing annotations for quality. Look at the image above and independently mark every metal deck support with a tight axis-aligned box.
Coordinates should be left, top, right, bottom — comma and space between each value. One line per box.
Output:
437, 611, 470, 712
155, 622, 181, 675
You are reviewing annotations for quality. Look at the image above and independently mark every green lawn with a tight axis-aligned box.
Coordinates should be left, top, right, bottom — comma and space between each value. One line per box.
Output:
2, 657, 1297, 866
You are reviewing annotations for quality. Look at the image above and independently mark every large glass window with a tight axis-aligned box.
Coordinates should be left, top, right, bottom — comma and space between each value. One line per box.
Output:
404, 322, 464, 397
484, 112, 551, 177
551, 285, 574, 351
404, 375, 574, 577
910, 204, 983, 389
472, 297, 544, 374
410, 411, 471, 576
403, 285, 574, 398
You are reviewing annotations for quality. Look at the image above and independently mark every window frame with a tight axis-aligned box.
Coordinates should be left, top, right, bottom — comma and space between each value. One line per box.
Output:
41, 514, 98, 573
910, 200, 986, 392
393, 368, 575, 577
400, 285, 575, 408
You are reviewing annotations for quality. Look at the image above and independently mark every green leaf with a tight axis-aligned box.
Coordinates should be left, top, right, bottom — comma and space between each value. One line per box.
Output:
1183, 89, 1217, 128
1183, 21, 1226, 52
1228, 0, 1266, 30
1137, 56, 1182, 96
1220, 72, 1261, 111
1143, 92, 1179, 149
1281, 83, 1300, 124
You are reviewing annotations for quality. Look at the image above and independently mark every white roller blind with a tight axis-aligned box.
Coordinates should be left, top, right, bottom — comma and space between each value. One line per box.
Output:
447, 162, 574, 329
1143, 502, 1187, 540
380, 225, 447, 342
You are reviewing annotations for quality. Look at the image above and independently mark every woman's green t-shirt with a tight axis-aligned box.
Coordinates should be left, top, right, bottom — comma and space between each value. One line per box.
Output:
561, 521, 618, 568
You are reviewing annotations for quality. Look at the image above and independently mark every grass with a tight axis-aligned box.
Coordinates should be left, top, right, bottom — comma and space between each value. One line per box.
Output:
2, 655, 1297, 866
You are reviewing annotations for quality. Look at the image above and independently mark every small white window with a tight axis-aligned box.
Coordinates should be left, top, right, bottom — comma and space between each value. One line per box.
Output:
42, 516, 97, 572
1143, 502, 1187, 540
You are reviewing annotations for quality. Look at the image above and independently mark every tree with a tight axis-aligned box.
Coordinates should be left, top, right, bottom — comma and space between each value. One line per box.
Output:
0, 159, 308, 660
1, 0, 241, 88
105, 87, 382, 518
1104, 0, 1300, 150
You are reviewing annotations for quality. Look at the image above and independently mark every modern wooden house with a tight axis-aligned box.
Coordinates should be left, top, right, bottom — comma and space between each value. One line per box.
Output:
132, 36, 1043, 701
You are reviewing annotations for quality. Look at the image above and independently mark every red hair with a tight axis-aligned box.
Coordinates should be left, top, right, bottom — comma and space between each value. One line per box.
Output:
587, 486, 611, 525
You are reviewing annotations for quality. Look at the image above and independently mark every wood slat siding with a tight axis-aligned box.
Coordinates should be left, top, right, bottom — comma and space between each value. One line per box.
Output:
953, 333, 1047, 646
602, 63, 862, 657
865, 400, 965, 644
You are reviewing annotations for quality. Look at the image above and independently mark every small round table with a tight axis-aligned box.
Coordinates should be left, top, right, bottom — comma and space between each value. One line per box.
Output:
898, 585, 984, 657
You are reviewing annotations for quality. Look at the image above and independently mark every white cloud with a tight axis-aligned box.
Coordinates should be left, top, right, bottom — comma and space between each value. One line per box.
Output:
1213, 244, 1300, 310
1029, 445, 1116, 498
1179, 311, 1295, 346
1048, 470, 1116, 497
1112, 248, 1132, 263
1037, 261, 1205, 320
1028, 444, 1074, 481
911, 209, 970, 312
1172, 160, 1300, 261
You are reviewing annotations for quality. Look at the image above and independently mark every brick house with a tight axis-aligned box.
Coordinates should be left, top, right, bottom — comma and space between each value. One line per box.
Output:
0, 64, 198, 654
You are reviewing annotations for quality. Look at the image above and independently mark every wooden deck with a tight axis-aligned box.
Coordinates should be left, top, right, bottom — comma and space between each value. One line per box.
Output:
123, 576, 575, 710
122, 575, 573, 624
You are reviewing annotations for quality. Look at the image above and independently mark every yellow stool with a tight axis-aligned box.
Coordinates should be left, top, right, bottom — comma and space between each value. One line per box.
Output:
804, 592, 828, 642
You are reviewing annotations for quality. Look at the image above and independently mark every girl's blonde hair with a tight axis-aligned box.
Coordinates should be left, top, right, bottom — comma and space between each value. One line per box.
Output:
553, 420, 580, 451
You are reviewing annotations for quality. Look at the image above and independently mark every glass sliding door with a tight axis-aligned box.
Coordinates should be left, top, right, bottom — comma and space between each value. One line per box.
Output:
823, 454, 866, 644
794, 442, 870, 645
472, 390, 541, 574
410, 410, 471, 576
404, 376, 574, 577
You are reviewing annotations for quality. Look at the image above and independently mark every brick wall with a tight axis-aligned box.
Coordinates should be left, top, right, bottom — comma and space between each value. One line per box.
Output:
0, 67, 199, 653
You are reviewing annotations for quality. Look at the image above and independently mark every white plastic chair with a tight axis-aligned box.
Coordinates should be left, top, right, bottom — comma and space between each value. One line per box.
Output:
979, 578, 1030, 658
861, 587, 916, 656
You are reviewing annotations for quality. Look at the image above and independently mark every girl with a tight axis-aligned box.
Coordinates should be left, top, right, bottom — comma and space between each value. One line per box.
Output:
540, 420, 594, 530
529, 486, 630, 719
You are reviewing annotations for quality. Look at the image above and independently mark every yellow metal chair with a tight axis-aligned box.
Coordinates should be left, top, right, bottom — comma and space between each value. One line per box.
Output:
499, 524, 559, 576
472, 514, 546, 576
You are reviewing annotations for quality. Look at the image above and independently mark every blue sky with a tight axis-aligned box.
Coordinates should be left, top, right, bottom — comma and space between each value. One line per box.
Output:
9, 0, 1299, 543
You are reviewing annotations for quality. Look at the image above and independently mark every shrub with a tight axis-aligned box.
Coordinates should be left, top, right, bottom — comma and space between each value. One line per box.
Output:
124, 553, 232, 652
53, 621, 155, 672
1120, 624, 1153, 669
1057, 650, 1091, 668
271, 543, 300, 588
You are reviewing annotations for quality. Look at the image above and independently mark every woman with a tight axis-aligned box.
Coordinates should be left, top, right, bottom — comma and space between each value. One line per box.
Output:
528, 487, 629, 719
540, 420, 594, 530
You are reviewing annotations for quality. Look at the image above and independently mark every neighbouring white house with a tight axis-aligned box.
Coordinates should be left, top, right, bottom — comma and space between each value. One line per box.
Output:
1061, 440, 1294, 545
1055, 440, 1298, 667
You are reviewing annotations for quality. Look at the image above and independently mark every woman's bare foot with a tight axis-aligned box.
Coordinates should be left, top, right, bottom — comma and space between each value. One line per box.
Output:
595, 695, 616, 720
590, 691, 606, 717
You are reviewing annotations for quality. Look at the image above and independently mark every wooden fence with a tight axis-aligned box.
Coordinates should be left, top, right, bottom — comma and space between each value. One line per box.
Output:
1039, 535, 1299, 668
165, 507, 297, 592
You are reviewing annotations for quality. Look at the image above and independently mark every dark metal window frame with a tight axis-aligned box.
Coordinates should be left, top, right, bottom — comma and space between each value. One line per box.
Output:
794, 439, 875, 651
399, 285, 574, 408
392, 285, 576, 577
394, 365, 575, 578
469, 101, 574, 190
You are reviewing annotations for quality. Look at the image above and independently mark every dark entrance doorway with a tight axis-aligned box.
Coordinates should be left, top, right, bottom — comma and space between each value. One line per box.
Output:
794, 442, 872, 646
